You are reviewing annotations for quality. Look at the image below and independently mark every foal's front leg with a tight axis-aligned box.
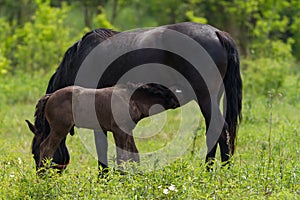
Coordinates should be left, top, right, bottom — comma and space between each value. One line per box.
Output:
39, 130, 67, 168
111, 128, 140, 168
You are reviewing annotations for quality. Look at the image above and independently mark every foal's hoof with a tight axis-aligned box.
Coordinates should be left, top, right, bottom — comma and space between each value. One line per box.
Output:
50, 161, 68, 173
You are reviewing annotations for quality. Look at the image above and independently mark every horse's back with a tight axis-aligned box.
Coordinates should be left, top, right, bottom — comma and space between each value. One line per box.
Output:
163, 22, 227, 68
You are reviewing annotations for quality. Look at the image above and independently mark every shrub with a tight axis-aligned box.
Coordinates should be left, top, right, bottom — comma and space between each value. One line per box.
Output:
0, 18, 13, 75
243, 39, 294, 96
11, 0, 74, 72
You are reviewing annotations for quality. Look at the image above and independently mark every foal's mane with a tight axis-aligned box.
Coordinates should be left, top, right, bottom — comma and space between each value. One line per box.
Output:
119, 83, 178, 105
34, 94, 51, 135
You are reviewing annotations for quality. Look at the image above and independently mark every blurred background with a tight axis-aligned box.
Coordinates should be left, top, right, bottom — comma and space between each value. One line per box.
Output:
1, 0, 300, 73
0, 0, 299, 132
0, 1, 299, 198
1, 0, 299, 120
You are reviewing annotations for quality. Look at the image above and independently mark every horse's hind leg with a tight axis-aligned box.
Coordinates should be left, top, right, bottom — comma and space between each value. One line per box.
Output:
217, 87, 231, 163
198, 96, 227, 167
218, 129, 230, 163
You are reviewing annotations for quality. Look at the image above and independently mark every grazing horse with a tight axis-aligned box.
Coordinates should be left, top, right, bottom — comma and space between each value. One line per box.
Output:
26, 83, 179, 170
42, 22, 242, 171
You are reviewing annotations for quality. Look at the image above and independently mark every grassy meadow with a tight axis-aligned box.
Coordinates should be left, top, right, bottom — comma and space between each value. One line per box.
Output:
1, 1, 300, 199
0, 69, 299, 199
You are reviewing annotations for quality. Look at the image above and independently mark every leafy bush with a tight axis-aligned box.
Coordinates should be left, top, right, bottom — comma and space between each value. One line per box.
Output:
243, 39, 294, 96
0, 0, 79, 73
93, 7, 116, 30
0, 71, 49, 107
0, 18, 13, 75
13, 0, 74, 72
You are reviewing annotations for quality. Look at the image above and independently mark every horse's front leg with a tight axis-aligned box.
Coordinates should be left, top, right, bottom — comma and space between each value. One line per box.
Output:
94, 130, 109, 173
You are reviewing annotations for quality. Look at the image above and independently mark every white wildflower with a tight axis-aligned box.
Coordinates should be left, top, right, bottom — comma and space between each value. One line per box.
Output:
18, 157, 22, 165
168, 184, 176, 191
163, 189, 169, 195
10, 173, 15, 178
158, 185, 162, 189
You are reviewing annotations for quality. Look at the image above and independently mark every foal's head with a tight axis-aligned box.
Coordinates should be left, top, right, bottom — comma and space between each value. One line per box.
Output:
130, 83, 180, 115
25, 119, 70, 171
26, 94, 71, 171
25, 120, 43, 169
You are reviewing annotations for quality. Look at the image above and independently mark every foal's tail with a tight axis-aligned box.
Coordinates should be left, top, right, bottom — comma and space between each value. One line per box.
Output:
34, 94, 51, 135
216, 31, 242, 155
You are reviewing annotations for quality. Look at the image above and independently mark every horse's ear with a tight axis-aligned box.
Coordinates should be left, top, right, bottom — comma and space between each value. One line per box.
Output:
25, 120, 36, 134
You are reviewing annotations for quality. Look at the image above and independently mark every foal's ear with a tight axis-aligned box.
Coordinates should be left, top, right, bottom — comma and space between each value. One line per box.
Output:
25, 120, 36, 134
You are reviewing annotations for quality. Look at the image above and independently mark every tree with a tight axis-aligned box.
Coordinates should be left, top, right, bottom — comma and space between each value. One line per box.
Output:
0, 0, 35, 26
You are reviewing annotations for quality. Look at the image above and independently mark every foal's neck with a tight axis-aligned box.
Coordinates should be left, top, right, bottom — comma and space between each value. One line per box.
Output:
132, 94, 167, 118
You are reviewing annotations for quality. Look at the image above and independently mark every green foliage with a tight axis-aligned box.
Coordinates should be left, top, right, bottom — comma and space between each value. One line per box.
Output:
289, 1, 300, 59
243, 39, 294, 96
0, 18, 13, 75
0, 1, 300, 198
0, 49, 10, 75
186, 11, 207, 24
11, 0, 74, 72
243, 58, 286, 96
0, 71, 49, 107
0, 0, 35, 25
0, 0, 82, 74
93, 7, 116, 30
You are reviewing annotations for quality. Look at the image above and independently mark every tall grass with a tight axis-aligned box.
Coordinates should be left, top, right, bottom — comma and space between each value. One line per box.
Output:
0, 72, 299, 199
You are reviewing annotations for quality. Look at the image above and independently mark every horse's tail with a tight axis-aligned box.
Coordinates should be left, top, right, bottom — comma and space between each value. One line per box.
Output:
34, 94, 51, 135
216, 31, 242, 155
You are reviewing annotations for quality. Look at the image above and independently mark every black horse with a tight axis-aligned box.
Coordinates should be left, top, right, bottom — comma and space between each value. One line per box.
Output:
43, 22, 242, 171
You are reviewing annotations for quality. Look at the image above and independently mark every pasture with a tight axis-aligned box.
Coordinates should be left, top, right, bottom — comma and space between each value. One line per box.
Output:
0, 1, 300, 199
0, 71, 299, 199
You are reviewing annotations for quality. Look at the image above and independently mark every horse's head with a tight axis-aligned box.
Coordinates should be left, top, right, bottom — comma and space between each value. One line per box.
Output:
25, 120, 70, 171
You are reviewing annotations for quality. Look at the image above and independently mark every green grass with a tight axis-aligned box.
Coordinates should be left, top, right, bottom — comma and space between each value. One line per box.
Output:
0, 72, 299, 199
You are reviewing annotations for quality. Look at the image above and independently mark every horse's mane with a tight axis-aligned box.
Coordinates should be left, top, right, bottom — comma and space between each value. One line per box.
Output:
80, 28, 119, 44
46, 28, 119, 93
